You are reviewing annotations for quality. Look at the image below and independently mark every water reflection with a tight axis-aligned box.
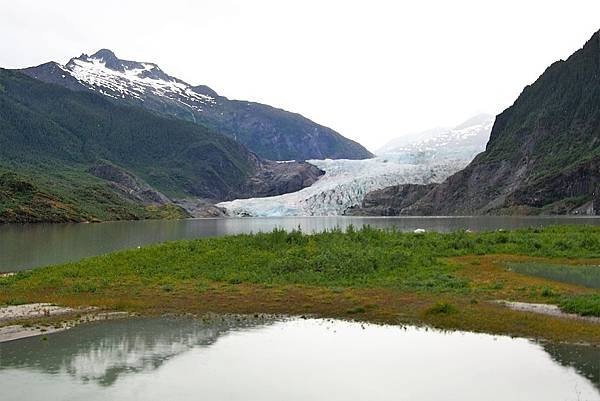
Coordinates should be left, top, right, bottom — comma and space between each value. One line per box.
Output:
0, 318, 598, 401
2, 216, 600, 271
544, 342, 600, 391
0, 317, 272, 386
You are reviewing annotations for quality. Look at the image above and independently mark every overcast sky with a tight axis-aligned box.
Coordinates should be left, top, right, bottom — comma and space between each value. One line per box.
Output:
1, 0, 599, 151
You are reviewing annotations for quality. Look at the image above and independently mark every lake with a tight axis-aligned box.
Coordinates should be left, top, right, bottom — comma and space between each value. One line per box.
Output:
0, 317, 597, 401
2, 216, 600, 272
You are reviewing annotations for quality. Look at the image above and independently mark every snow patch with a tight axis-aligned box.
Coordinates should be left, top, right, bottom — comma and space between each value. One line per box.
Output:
62, 56, 216, 111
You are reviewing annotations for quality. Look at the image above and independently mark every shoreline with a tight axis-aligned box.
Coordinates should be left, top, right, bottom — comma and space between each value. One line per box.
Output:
0, 303, 131, 343
1, 301, 598, 346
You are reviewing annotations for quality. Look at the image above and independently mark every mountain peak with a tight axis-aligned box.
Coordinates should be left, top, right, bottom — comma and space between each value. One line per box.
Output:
66, 49, 173, 81
20, 49, 373, 160
87, 48, 123, 71
90, 49, 118, 61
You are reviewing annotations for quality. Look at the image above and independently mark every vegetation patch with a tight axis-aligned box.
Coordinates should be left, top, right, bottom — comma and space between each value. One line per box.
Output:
1, 226, 600, 343
559, 294, 600, 317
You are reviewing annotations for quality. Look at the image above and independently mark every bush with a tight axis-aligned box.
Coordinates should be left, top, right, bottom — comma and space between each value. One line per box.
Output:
559, 295, 600, 317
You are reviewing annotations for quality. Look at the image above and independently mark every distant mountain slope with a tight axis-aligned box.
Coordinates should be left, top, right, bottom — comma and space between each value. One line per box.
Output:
367, 29, 600, 216
21, 49, 373, 161
378, 113, 493, 161
0, 69, 322, 223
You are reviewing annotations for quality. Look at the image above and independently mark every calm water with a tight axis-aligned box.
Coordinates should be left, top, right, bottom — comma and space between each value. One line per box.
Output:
1, 216, 599, 272
0, 317, 598, 401
508, 262, 600, 289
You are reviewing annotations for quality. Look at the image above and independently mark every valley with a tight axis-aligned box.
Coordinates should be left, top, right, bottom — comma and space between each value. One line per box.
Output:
1, 9, 600, 401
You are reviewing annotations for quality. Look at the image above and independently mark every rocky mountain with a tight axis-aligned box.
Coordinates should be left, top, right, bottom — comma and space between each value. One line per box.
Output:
361, 29, 600, 216
0, 68, 322, 223
21, 49, 373, 161
346, 184, 437, 216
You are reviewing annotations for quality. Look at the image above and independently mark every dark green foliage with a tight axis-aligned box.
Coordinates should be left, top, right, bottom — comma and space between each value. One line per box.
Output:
0, 69, 265, 221
0, 167, 185, 223
402, 30, 600, 215
21, 58, 373, 161
0, 68, 256, 197
559, 294, 600, 317
481, 31, 600, 177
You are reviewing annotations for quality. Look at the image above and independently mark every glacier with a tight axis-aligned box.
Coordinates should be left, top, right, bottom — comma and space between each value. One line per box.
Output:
218, 114, 494, 217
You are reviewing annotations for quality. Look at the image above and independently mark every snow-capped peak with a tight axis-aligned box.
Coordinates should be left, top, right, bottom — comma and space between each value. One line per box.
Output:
60, 49, 216, 108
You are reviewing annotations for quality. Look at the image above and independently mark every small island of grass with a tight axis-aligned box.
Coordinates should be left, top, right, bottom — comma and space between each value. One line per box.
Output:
1, 225, 599, 344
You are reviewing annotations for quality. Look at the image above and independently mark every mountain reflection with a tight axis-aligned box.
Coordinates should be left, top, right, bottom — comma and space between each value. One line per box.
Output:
0, 316, 274, 386
1, 317, 598, 394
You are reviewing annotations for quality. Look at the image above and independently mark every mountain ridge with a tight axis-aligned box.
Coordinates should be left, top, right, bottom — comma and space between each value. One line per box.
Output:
21, 50, 373, 161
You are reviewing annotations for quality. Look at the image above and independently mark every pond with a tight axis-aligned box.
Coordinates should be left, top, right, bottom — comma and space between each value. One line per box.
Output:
2, 216, 600, 272
0, 317, 598, 401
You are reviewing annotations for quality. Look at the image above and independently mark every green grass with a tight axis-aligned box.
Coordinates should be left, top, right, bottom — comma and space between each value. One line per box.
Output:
2, 225, 600, 341
0, 169, 188, 223
507, 262, 600, 289
3, 225, 600, 290
559, 295, 600, 317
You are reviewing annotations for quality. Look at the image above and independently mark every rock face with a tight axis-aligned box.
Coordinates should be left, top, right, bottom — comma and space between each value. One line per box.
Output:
241, 161, 324, 199
21, 49, 373, 161
364, 29, 600, 216
347, 184, 437, 216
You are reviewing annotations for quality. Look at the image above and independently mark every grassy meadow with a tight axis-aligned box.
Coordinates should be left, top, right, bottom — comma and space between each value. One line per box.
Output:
1, 225, 599, 343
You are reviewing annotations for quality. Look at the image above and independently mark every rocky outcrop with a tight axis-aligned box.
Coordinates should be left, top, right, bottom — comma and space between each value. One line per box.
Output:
506, 157, 600, 213
594, 184, 600, 215
346, 183, 436, 216
239, 161, 324, 199
172, 199, 227, 218
89, 158, 323, 212
88, 162, 171, 206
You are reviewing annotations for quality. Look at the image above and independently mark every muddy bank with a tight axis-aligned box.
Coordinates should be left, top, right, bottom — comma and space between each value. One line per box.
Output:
0, 303, 130, 343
